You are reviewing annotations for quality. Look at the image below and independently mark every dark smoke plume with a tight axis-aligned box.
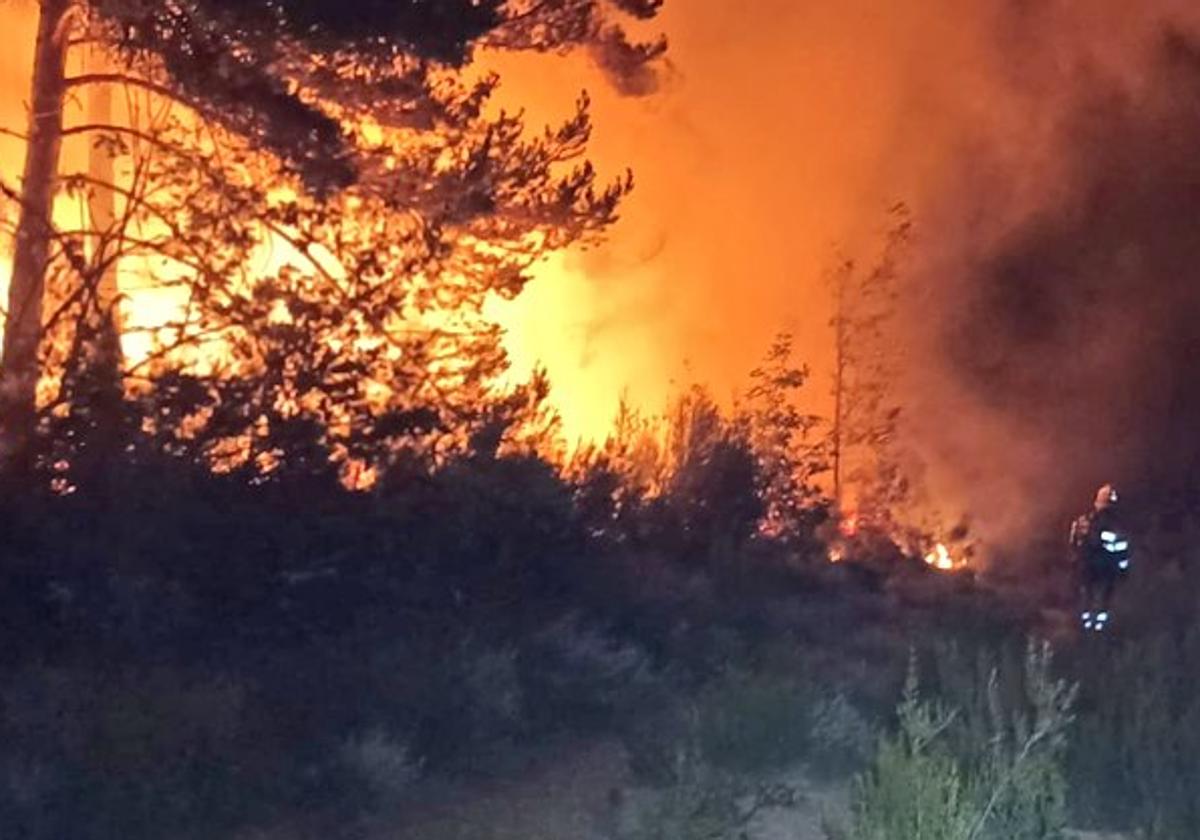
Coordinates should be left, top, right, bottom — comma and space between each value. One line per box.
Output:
904, 6, 1200, 547
589, 26, 668, 96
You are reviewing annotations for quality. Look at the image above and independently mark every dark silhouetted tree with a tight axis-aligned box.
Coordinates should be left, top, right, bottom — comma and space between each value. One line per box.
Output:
0, 0, 666, 470
736, 332, 828, 539
0, 0, 665, 478
829, 204, 913, 528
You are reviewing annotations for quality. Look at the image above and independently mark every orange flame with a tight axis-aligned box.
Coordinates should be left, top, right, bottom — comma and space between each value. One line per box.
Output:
923, 542, 957, 571
837, 510, 860, 538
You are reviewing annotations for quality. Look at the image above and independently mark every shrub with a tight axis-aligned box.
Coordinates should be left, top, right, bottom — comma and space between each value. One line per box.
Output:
520, 612, 664, 733
622, 699, 694, 788
697, 672, 813, 774
835, 642, 1076, 840
694, 668, 873, 780
336, 728, 421, 807
0, 665, 253, 840
1067, 629, 1200, 838
807, 692, 876, 780
622, 726, 745, 840
621, 709, 799, 840
624, 663, 874, 790
462, 645, 526, 737
403, 640, 529, 771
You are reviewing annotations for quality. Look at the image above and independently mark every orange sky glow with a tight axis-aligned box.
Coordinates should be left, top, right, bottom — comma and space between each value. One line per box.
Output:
0, 1, 1007, 448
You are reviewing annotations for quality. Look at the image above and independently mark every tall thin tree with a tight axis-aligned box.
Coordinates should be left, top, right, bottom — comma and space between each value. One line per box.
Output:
827, 204, 912, 524
1, 0, 73, 465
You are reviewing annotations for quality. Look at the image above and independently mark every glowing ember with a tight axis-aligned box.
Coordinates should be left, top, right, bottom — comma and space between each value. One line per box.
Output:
838, 511, 860, 538
924, 543, 956, 571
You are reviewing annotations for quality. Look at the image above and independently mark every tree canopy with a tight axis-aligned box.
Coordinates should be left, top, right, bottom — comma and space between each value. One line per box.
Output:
1, 0, 667, 479
88, 0, 666, 190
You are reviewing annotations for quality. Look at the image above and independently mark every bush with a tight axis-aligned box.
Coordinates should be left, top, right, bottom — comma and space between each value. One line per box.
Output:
517, 611, 666, 739
623, 664, 874, 798
622, 728, 746, 840
397, 640, 530, 772
807, 692, 876, 780
1067, 629, 1200, 838
696, 669, 873, 780
336, 728, 421, 808
697, 672, 813, 774
620, 709, 800, 840
835, 642, 1076, 840
0, 665, 254, 840
462, 645, 527, 738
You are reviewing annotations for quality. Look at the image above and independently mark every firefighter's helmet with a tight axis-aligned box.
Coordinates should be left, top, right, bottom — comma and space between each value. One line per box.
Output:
1094, 483, 1118, 510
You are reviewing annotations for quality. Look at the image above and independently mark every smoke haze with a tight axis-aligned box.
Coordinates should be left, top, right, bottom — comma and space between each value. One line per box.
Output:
6, 2, 1200, 551
496, 1, 1200, 551
901, 2, 1200, 544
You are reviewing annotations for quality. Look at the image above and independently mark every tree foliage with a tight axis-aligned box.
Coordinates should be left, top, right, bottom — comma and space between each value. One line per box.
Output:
90, 0, 666, 189
738, 332, 828, 538
1, 0, 666, 477
829, 203, 913, 526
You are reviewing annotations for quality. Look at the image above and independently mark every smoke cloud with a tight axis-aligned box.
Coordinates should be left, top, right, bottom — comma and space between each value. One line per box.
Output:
589, 26, 668, 97
496, 1, 1200, 552
6, 0, 1200, 553
900, 2, 1200, 546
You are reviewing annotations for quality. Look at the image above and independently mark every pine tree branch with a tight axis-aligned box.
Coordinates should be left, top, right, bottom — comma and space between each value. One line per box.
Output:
64, 73, 198, 114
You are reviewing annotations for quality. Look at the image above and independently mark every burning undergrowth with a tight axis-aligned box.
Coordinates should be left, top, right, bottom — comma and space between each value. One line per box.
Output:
562, 310, 978, 583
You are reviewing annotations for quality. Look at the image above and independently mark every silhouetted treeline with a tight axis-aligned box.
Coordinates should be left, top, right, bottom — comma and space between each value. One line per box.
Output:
0, 348, 839, 839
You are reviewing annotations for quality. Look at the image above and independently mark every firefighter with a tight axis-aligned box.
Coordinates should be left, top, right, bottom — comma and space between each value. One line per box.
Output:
1068, 483, 1132, 632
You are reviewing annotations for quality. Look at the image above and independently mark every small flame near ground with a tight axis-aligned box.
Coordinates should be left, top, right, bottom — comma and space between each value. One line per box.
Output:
826, 505, 967, 573
924, 542, 956, 571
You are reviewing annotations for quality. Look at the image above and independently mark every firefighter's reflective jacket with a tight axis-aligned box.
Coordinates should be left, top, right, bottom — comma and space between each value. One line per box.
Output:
1070, 507, 1132, 574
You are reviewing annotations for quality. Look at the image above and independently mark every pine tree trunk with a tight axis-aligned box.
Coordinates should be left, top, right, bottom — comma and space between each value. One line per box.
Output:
88, 43, 120, 333
85, 39, 125, 395
832, 268, 846, 512
1, 0, 73, 464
